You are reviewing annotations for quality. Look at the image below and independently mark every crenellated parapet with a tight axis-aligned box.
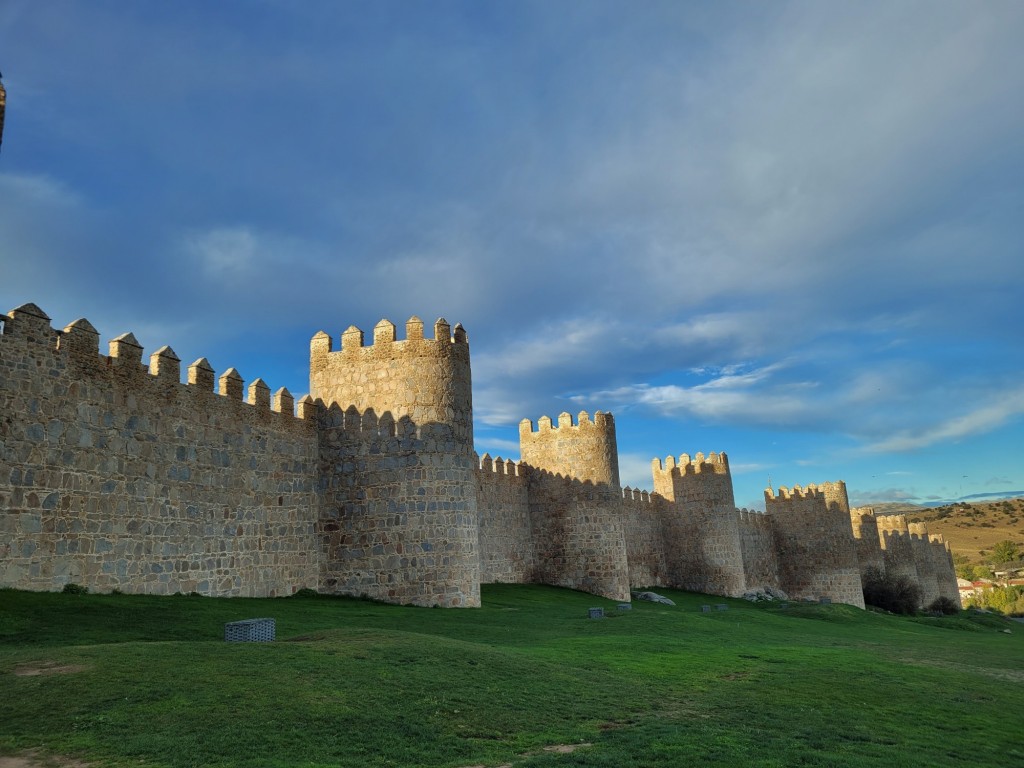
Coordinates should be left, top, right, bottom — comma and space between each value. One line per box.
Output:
738, 508, 773, 527
765, 480, 863, 607
622, 487, 655, 505
649, 448, 743, 596
519, 410, 618, 487
652, 451, 732, 503
2, 303, 303, 421
652, 451, 730, 478
0, 302, 318, 599
309, 317, 473, 445
476, 452, 526, 481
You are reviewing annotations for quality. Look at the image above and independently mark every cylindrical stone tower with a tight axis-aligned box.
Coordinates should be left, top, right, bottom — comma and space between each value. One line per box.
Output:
310, 317, 480, 607
653, 452, 746, 597
518, 411, 631, 602
765, 483, 865, 608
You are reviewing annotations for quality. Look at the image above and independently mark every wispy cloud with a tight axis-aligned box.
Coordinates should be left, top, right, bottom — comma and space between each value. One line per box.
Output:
1, 2, 1022, 506
866, 388, 1024, 452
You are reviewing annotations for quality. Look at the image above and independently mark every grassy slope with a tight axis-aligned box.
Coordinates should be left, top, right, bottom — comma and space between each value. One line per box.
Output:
906, 497, 1024, 564
1, 585, 1022, 768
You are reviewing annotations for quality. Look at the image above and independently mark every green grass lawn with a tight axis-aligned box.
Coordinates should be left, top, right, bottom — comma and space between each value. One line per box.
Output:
1, 584, 1022, 767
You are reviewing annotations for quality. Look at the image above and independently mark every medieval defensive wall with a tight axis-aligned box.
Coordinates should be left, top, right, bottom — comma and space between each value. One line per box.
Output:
0, 302, 959, 609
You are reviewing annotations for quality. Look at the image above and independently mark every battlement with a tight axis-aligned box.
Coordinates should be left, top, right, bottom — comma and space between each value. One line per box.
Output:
622, 487, 654, 504
311, 316, 468, 356
651, 451, 730, 477
764, 484, 826, 503
2, 303, 301, 419
876, 514, 911, 533
314, 402, 433, 441
309, 315, 473, 446
518, 410, 614, 435
476, 452, 525, 479
738, 508, 772, 527
1, 298, 960, 612
518, 410, 619, 487
908, 522, 930, 538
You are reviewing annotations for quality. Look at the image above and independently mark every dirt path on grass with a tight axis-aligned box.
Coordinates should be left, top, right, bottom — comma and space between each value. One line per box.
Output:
0, 755, 90, 768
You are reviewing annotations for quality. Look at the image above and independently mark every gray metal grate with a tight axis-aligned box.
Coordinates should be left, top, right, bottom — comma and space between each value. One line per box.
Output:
224, 618, 276, 642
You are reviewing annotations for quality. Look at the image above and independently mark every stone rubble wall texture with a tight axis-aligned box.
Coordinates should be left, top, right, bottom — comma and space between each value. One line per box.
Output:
737, 509, 781, 591
876, 514, 922, 588
908, 523, 940, 607
0, 301, 961, 609
309, 319, 480, 607
474, 454, 534, 584
765, 483, 866, 608
620, 487, 666, 587
930, 534, 961, 605
0, 304, 319, 597
653, 453, 747, 597
849, 506, 886, 577
519, 413, 631, 602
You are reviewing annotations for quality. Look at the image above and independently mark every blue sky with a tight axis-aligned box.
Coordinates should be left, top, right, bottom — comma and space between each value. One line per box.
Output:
1, 1, 1022, 510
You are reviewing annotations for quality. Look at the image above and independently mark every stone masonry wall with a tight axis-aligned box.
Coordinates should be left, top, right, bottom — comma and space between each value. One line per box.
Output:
653, 453, 746, 597
519, 412, 630, 601
930, 534, 961, 607
621, 487, 667, 588
2, 301, 962, 610
876, 515, 920, 587
908, 523, 939, 607
526, 471, 630, 601
849, 506, 886, 579
475, 454, 534, 584
766, 485, 865, 608
737, 509, 781, 591
315, 405, 479, 607
0, 303, 319, 596
310, 319, 480, 607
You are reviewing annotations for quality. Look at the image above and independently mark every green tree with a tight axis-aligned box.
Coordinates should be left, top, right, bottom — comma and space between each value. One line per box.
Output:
990, 540, 1020, 565
953, 552, 973, 580
970, 564, 995, 581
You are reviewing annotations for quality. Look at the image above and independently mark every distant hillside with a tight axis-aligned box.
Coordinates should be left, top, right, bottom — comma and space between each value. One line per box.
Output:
857, 501, 927, 516
901, 497, 1024, 564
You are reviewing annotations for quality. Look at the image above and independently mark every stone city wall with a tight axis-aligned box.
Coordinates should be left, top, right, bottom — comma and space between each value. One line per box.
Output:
929, 533, 961, 607
1, 301, 962, 610
0, 303, 319, 597
908, 523, 940, 607
310, 319, 480, 607
876, 515, 921, 587
737, 509, 781, 592
519, 413, 630, 602
849, 506, 886, 578
765, 484, 865, 608
653, 453, 746, 597
475, 454, 534, 584
620, 487, 667, 588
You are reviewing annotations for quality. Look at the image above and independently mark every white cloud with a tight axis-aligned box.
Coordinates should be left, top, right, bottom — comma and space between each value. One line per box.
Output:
588, 360, 822, 428
866, 388, 1024, 452
848, 487, 920, 506
617, 452, 658, 492
187, 228, 260, 276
